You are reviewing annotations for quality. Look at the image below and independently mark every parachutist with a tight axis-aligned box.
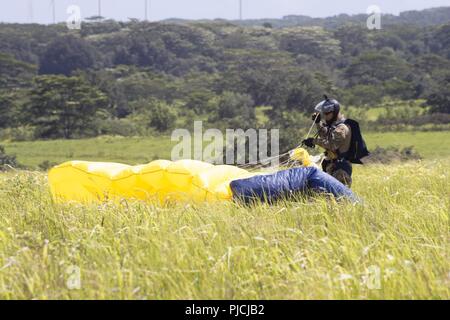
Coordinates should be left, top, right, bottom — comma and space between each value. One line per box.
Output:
307, 96, 370, 187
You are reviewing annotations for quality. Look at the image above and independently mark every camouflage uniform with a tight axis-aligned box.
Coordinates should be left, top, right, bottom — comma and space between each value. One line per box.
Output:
314, 114, 353, 187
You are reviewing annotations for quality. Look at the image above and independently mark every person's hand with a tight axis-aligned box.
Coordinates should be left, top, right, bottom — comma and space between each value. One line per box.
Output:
312, 112, 321, 123
302, 138, 315, 148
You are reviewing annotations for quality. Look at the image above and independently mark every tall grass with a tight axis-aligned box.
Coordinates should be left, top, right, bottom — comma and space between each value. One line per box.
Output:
0, 160, 448, 299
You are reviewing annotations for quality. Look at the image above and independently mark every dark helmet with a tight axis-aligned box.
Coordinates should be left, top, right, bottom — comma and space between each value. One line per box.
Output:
314, 95, 340, 115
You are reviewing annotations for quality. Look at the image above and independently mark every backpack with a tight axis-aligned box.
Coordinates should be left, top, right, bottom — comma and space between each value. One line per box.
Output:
338, 119, 370, 164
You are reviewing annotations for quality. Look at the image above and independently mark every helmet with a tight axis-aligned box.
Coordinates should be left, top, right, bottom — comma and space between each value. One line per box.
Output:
314, 95, 340, 115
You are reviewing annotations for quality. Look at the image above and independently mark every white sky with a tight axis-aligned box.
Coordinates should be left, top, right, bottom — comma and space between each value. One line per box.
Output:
0, 0, 449, 24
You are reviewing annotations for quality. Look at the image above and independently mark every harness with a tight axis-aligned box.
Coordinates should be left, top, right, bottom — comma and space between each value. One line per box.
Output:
325, 119, 369, 164
324, 119, 349, 162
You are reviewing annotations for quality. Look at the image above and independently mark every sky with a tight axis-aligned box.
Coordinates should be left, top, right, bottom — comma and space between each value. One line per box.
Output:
0, 0, 449, 24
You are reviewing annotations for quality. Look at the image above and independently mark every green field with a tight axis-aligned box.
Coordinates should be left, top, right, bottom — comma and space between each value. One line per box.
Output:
1, 131, 449, 299
0, 160, 448, 299
2, 131, 450, 168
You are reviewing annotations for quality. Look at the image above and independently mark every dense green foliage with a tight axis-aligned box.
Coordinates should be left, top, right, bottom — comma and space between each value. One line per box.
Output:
38, 35, 97, 76
26, 75, 108, 139
0, 7, 449, 143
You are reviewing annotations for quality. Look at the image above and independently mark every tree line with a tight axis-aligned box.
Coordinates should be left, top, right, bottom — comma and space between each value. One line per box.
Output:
0, 7, 449, 146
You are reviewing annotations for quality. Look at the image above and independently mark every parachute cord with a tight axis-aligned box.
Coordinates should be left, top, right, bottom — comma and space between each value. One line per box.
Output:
237, 150, 298, 171
237, 118, 320, 171
305, 116, 319, 140
236, 150, 292, 170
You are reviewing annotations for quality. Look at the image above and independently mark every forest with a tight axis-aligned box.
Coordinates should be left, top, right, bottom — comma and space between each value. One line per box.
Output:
0, 6, 449, 149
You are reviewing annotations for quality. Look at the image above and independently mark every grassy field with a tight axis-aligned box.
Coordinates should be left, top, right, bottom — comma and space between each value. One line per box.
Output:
2, 131, 450, 168
0, 160, 448, 299
1, 131, 449, 299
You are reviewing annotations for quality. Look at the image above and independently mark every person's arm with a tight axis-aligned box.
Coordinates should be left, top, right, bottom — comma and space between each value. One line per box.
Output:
314, 124, 349, 151
316, 122, 328, 139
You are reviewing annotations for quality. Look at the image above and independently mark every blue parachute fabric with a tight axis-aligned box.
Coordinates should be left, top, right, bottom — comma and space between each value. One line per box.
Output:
230, 167, 358, 204
230, 167, 310, 203
307, 168, 358, 203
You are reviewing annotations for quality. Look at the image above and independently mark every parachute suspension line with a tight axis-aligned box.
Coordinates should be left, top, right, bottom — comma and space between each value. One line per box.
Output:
236, 139, 315, 170
236, 146, 302, 171
305, 115, 319, 140
236, 149, 292, 170
237, 117, 320, 171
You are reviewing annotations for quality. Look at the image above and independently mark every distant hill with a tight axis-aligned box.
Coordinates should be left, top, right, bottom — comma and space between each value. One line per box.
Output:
0, 6, 449, 141
164, 6, 450, 29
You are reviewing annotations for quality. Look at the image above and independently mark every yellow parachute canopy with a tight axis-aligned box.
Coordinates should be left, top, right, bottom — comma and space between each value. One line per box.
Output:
48, 148, 316, 204
49, 159, 258, 204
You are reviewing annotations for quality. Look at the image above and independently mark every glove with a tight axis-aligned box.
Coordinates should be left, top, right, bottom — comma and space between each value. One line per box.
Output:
302, 138, 315, 148
312, 112, 321, 123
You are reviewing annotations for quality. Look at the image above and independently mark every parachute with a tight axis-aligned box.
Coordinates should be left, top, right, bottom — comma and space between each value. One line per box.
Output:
48, 148, 358, 205
230, 167, 358, 204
